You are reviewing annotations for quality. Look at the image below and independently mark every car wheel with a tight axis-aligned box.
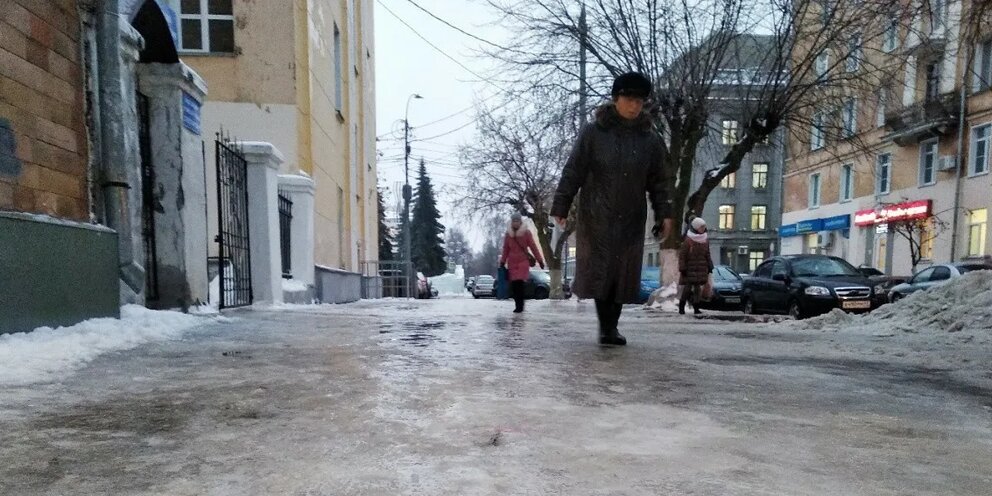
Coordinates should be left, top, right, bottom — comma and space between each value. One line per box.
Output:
534, 288, 549, 300
788, 300, 804, 320
743, 298, 755, 315
890, 292, 903, 303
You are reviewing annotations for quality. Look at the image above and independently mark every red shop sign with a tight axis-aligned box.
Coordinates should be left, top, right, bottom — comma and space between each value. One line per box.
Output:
854, 200, 932, 226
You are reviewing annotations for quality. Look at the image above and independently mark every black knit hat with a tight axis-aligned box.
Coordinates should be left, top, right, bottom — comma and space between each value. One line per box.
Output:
611, 72, 652, 99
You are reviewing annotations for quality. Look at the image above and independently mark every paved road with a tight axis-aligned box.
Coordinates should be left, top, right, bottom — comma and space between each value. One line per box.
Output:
1, 298, 990, 495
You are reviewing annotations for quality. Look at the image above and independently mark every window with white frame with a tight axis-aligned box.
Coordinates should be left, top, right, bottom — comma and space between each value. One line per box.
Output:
875, 89, 888, 128
842, 98, 857, 137
752, 163, 768, 188
841, 163, 854, 201
920, 140, 937, 186
333, 23, 344, 113
931, 0, 946, 33
811, 112, 826, 150
719, 205, 736, 230
722, 120, 739, 145
876, 153, 891, 195
809, 173, 821, 208
972, 124, 991, 176
967, 208, 987, 257
846, 33, 862, 72
179, 0, 234, 53
974, 40, 992, 93
720, 171, 737, 189
751, 205, 767, 230
815, 51, 830, 82
749, 251, 765, 272
883, 13, 899, 52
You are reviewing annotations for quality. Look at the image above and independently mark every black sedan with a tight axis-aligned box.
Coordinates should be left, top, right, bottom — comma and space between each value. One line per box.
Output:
742, 255, 879, 319
699, 265, 744, 310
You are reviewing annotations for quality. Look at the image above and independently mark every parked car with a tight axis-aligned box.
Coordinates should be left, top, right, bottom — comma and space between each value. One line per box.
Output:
888, 263, 992, 302
857, 265, 908, 305
699, 265, 744, 310
472, 275, 497, 298
523, 269, 553, 300
637, 267, 662, 304
415, 272, 432, 299
742, 255, 878, 319
466, 276, 476, 291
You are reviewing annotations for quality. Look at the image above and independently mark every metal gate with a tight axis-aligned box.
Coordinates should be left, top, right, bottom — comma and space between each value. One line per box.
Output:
215, 138, 253, 308
278, 190, 293, 278
137, 92, 158, 304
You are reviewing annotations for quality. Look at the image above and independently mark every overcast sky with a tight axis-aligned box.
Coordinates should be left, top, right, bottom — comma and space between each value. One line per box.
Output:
374, 0, 512, 251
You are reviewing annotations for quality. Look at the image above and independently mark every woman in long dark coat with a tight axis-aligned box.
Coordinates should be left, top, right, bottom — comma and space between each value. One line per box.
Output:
679, 216, 714, 315
551, 72, 674, 346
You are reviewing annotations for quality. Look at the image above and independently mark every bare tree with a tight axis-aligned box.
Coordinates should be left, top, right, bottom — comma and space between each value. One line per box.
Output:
457, 96, 579, 298
483, 0, 926, 282
888, 213, 949, 273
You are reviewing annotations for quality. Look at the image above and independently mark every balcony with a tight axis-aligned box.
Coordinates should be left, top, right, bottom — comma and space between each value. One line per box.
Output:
883, 91, 960, 146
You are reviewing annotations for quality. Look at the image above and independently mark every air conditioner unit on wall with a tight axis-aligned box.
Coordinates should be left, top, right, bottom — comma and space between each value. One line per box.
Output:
817, 231, 833, 248
738, 245, 749, 255
938, 155, 957, 172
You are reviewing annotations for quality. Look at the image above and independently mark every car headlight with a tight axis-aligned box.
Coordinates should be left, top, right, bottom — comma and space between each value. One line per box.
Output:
804, 286, 831, 296
874, 284, 886, 295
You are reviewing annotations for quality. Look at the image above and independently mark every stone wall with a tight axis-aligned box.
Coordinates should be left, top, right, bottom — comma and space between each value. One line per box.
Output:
0, 0, 89, 221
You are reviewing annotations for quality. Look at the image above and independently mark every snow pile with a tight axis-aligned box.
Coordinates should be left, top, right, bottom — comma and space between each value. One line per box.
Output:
282, 278, 309, 292
0, 305, 208, 386
797, 270, 992, 335
428, 273, 467, 296
647, 283, 681, 312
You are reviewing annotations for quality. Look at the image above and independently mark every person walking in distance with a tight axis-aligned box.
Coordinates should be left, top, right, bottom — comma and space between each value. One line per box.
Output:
678, 216, 714, 315
499, 213, 545, 313
551, 72, 675, 345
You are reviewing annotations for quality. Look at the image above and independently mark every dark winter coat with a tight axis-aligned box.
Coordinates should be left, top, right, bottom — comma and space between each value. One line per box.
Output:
551, 104, 674, 303
679, 236, 713, 286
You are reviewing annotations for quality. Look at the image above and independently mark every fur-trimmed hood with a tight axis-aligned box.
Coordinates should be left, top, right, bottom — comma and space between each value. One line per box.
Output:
506, 225, 530, 238
594, 103, 654, 132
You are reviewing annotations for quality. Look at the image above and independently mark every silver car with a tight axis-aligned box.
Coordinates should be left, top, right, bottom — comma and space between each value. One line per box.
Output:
888, 263, 991, 302
472, 275, 496, 298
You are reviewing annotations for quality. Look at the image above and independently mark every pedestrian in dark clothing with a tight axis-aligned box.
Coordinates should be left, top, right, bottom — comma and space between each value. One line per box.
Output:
679, 216, 714, 315
551, 72, 675, 345
500, 213, 545, 313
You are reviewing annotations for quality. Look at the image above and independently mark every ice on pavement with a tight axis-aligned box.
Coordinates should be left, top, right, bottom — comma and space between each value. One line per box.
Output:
798, 270, 992, 335
0, 305, 210, 386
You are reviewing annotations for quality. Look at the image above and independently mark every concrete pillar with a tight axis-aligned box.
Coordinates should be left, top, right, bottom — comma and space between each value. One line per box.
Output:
136, 62, 210, 310
242, 142, 284, 305
278, 174, 316, 288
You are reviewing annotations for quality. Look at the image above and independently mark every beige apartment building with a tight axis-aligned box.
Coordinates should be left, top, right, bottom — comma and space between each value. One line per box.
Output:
176, 0, 378, 276
783, 0, 991, 276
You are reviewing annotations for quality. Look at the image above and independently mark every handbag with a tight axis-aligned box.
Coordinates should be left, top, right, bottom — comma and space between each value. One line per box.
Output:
512, 233, 537, 267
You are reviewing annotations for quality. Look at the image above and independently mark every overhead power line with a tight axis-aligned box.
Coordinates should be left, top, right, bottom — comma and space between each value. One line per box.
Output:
403, 0, 521, 53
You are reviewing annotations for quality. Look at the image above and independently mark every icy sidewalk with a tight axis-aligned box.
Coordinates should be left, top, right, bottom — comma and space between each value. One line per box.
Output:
0, 305, 218, 387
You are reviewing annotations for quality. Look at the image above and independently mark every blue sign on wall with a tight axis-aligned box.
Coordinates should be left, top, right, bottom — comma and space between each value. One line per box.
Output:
795, 219, 824, 234
779, 223, 798, 237
779, 214, 852, 238
182, 91, 201, 135
823, 214, 851, 231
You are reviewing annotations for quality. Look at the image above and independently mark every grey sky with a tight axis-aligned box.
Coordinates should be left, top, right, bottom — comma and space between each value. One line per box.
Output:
374, 0, 510, 251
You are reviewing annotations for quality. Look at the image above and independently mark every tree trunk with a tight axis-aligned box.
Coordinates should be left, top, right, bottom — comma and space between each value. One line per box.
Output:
660, 249, 680, 287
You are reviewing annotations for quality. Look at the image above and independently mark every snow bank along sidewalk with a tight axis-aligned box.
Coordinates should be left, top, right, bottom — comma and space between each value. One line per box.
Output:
0, 305, 215, 387
795, 270, 992, 337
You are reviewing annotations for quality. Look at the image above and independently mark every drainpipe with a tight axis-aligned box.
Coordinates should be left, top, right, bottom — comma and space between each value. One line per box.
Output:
950, 45, 972, 262
96, 2, 144, 295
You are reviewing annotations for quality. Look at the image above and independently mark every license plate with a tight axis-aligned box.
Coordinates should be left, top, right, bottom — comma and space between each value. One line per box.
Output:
724, 297, 741, 304
842, 300, 871, 310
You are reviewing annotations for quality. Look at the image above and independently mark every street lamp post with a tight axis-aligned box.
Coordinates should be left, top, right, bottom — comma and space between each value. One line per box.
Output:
404, 93, 423, 297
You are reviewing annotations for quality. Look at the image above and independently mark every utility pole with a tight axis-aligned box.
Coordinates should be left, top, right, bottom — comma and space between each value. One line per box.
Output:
404, 94, 423, 297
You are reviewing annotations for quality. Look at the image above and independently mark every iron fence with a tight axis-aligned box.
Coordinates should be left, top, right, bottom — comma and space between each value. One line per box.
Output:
215, 137, 252, 309
278, 191, 293, 279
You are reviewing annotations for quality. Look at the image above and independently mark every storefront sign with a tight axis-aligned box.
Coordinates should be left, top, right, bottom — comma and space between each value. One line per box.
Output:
855, 200, 932, 226
779, 214, 850, 238
822, 215, 851, 231
182, 91, 201, 135
876, 223, 888, 234
778, 224, 798, 237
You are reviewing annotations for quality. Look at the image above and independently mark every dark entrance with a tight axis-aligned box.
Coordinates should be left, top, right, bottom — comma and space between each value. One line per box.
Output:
215, 138, 253, 308
137, 91, 159, 305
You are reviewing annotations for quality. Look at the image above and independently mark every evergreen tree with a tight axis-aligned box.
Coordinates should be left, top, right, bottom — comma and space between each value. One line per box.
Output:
410, 159, 447, 276
376, 185, 394, 262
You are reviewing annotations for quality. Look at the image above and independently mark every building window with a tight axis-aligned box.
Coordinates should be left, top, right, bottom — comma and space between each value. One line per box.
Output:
931, 0, 946, 32
179, 0, 234, 53
840, 163, 854, 201
842, 98, 857, 137
752, 163, 768, 188
751, 205, 767, 230
925, 62, 941, 101
974, 40, 992, 93
877, 153, 891, 194
809, 173, 821, 208
875, 89, 888, 128
972, 124, 991, 176
333, 23, 344, 113
815, 51, 830, 83
805, 233, 819, 254
719, 205, 736, 230
820, 0, 835, 26
749, 251, 765, 272
846, 33, 862, 72
722, 120, 739, 145
811, 112, 826, 150
883, 13, 899, 52
720, 171, 737, 189
968, 209, 988, 257
647, 253, 654, 267
920, 140, 937, 186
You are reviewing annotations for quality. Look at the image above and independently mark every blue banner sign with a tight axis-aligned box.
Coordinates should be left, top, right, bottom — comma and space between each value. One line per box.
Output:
182, 91, 201, 135
823, 214, 851, 231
